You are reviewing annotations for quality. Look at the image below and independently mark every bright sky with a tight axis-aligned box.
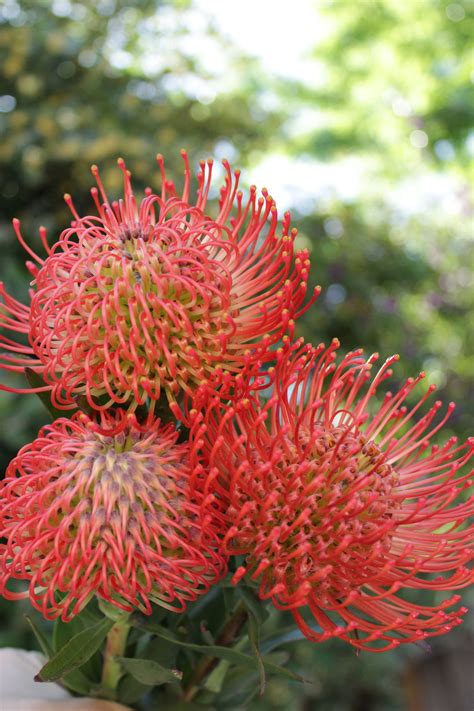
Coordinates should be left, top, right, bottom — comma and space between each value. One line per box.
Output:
195, 0, 328, 83
193, 0, 464, 220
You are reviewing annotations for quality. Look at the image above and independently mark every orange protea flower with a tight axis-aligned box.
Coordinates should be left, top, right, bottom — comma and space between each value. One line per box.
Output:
193, 339, 474, 651
0, 152, 318, 417
0, 410, 226, 621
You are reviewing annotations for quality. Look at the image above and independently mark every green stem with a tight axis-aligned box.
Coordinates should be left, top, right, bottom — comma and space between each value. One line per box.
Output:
183, 601, 248, 702
101, 619, 130, 696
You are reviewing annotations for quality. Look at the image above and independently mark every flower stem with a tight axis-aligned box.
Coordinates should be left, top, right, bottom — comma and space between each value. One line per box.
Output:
183, 601, 248, 702
101, 619, 130, 696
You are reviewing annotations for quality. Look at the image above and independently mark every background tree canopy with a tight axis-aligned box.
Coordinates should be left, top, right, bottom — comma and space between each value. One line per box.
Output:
0, 1, 472, 709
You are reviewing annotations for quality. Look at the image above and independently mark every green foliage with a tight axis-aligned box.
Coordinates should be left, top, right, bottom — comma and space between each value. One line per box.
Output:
298, 0, 474, 175
132, 613, 307, 685
36, 616, 114, 682
117, 657, 182, 685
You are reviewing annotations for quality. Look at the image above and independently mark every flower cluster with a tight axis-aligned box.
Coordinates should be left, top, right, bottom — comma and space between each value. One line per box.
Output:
0, 152, 472, 651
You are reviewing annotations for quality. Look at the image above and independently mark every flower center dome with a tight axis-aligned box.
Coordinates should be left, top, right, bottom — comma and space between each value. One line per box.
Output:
0, 413, 225, 620
228, 423, 399, 603
30, 215, 233, 412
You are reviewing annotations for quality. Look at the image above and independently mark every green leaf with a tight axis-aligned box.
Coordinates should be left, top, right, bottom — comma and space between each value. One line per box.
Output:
248, 613, 266, 696
213, 666, 262, 709
53, 604, 101, 653
132, 622, 308, 684
204, 659, 230, 694
24, 615, 53, 658
222, 585, 237, 615
238, 585, 267, 694
61, 669, 94, 696
140, 635, 178, 670
158, 686, 214, 711
217, 682, 261, 710
117, 657, 182, 685
52, 605, 103, 694
117, 673, 152, 705
36, 617, 114, 682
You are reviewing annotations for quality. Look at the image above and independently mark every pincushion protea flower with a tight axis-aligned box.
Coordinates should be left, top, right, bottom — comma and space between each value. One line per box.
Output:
0, 410, 226, 621
0, 152, 318, 418
193, 339, 474, 651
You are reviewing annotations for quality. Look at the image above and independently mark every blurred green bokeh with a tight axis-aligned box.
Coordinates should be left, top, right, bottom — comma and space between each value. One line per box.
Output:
0, 1, 472, 709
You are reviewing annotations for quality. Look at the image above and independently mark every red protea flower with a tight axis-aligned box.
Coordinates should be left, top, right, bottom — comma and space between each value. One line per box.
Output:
0, 410, 226, 621
0, 152, 318, 417
193, 339, 474, 651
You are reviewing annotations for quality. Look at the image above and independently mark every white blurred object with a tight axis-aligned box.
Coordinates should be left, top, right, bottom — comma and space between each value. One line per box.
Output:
0, 648, 130, 711
0, 648, 70, 703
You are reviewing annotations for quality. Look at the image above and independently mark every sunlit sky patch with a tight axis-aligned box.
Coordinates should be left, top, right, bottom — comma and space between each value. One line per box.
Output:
193, 0, 467, 219
196, 0, 329, 85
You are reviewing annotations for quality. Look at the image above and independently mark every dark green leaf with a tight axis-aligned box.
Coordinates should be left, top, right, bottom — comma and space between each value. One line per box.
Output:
117, 673, 152, 705
157, 686, 214, 711
117, 657, 182, 685
61, 669, 94, 696
217, 683, 261, 709
24, 615, 53, 658
204, 659, 230, 693
213, 666, 262, 709
248, 614, 266, 696
264, 651, 291, 667
223, 586, 237, 615
36, 617, 114, 682
52, 606, 103, 690
238, 585, 267, 694
140, 635, 178, 670
53, 604, 101, 653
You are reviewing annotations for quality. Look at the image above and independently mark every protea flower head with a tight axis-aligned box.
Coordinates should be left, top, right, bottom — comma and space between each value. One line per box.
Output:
0, 410, 226, 621
193, 339, 474, 651
0, 152, 318, 417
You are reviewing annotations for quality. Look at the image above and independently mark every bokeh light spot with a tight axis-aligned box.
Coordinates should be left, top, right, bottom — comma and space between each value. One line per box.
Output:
0, 95, 16, 113
410, 130, 429, 149
446, 3, 466, 21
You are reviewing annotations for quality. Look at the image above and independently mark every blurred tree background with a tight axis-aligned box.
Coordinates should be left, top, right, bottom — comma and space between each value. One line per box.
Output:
0, 0, 472, 709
